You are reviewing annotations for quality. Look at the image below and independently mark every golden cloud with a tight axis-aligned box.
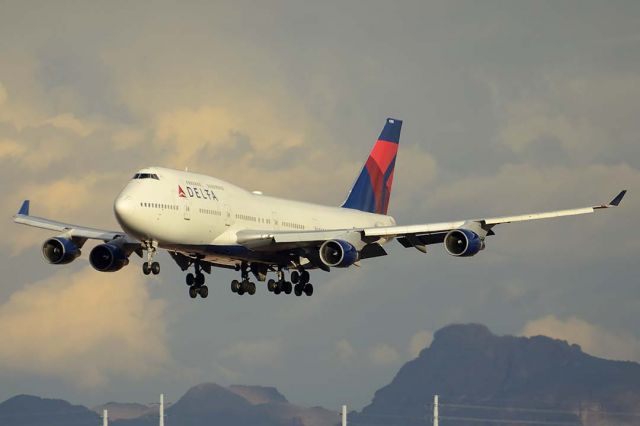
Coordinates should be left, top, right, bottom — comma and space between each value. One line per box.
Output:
521, 315, 640, 362
0, 267, 171, 387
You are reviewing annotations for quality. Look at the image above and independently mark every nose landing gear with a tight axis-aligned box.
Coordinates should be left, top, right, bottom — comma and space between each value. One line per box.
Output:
142, 240, 160, 275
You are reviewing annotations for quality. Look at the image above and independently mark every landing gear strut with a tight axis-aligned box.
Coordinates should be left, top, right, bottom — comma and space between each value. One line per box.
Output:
185, 259, 208, 299
231, 263, 256, 296
142, 240, 160, 275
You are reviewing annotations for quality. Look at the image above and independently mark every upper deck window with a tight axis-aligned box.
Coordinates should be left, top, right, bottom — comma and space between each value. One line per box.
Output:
133, 173, 160, 180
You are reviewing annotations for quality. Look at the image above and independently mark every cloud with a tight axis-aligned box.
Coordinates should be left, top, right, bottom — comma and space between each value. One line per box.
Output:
5, 172, 122, 254
41, 113, 98, 137
369, 344, 400, 366
0, 267, 171, 387
335, 339, 356, 363
0, 138, 27, 160
220, 338, 283, 365
521, 315, 640, 362
408, 330, 433, 359
0, 82, 7, 105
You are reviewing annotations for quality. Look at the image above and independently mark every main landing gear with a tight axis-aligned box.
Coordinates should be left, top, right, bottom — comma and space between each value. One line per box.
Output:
267, 268, 313, 297
185, 260, 208, 299
231, 263, 256, 296
142, 240, 160, 275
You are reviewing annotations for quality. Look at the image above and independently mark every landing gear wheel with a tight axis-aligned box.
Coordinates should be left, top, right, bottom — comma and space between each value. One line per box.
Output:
151, 262, 160, 275
274, 282, 282, 295
195, 273, 205, 287
300, 270, 310, 285
291, 271, 300, 284
283, 281, 292, 294
143, 262, 151, 275
267, 279, 277, 292
248, 282, 256, 295
189, 286, 198, 299
231, 280, 240, 293
186, 273, 195, 286
199, 285, 209, 298
238, 280, 250, 295
304, 283, 314, 297
294, 284, 303, 297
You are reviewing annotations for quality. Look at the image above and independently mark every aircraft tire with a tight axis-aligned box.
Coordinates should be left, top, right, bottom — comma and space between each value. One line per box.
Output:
189, 286, 198, 299
195, 273, 205, 286
304, 283, 314, 297
231, 279, 240, 293
291, 271, 300, 284
294, 284, 303, 297
300, 270, 310, 284
143, 262, 151, 275
151, 262, 160, 275
248, 282, 256, 295
186, 273, 195, 286
283, 281, 292, 294
267, 279, 276, 292
199, 285, 209, 298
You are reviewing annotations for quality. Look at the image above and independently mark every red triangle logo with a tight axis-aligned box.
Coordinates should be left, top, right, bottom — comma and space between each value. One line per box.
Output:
178, 185, 186, 198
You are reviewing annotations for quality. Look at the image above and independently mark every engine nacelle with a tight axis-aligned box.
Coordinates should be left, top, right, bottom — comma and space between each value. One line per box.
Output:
319, 240, 359, 268
42, 237, 81, 264
89, 242, 130, 272
444, 229, 485, 257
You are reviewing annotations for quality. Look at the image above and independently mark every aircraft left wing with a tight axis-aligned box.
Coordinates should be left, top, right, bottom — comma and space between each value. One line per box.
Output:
237, 191, 627, 254
363, 190, 627, 243
13, 200, 135, 243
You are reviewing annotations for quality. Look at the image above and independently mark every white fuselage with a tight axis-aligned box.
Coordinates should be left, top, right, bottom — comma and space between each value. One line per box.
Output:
114, 167, 396, 266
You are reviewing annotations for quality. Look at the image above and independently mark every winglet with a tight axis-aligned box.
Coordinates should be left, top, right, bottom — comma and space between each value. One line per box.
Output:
609, 190, 627, 207
18, 200, 30, 216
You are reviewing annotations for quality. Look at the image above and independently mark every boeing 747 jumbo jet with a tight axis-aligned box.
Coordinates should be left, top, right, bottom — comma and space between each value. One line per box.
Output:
13, 119, 626, 299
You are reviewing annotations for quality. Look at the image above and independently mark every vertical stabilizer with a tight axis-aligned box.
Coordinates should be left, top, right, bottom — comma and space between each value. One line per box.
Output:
342, 118, 402, 215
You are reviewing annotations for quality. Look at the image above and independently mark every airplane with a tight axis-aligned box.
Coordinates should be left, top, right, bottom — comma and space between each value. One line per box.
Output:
13, 118, 627, 299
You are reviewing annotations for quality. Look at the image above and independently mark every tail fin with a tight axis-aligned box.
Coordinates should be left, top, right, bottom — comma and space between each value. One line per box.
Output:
342, 118, 402, 215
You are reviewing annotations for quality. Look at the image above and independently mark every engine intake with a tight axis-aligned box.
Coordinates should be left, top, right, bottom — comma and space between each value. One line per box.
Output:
42, 237, 81, 264
89, 242, 130, 272
319, 240, 358, 268
444, 229, 484, 257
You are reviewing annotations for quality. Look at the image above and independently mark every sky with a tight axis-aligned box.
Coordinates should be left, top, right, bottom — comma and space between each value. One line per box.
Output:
0, 0, 639, 412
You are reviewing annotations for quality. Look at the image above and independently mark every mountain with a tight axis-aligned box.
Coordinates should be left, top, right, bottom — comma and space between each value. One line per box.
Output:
4, 323, 640, 426
0, 395, 100, 426
352, 323, 640, 426
92, 402, 154, 420
229, 385, 288, 405
114, 383, 337, 426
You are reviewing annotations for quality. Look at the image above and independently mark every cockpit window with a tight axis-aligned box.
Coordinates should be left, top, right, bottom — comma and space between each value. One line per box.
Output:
132, 173, 159, 180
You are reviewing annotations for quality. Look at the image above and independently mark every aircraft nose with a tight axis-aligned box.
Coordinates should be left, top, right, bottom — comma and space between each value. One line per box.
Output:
114, 195, 134, 223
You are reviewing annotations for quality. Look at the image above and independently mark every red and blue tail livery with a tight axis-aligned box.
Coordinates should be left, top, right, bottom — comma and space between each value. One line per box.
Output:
342, 118, 402, 215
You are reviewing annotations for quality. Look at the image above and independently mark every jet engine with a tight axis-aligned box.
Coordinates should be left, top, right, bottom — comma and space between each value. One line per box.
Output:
444, 229, 485, 257
319, 240, 359, 268
42, 237, 81, 264
89, 241, 130, 272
